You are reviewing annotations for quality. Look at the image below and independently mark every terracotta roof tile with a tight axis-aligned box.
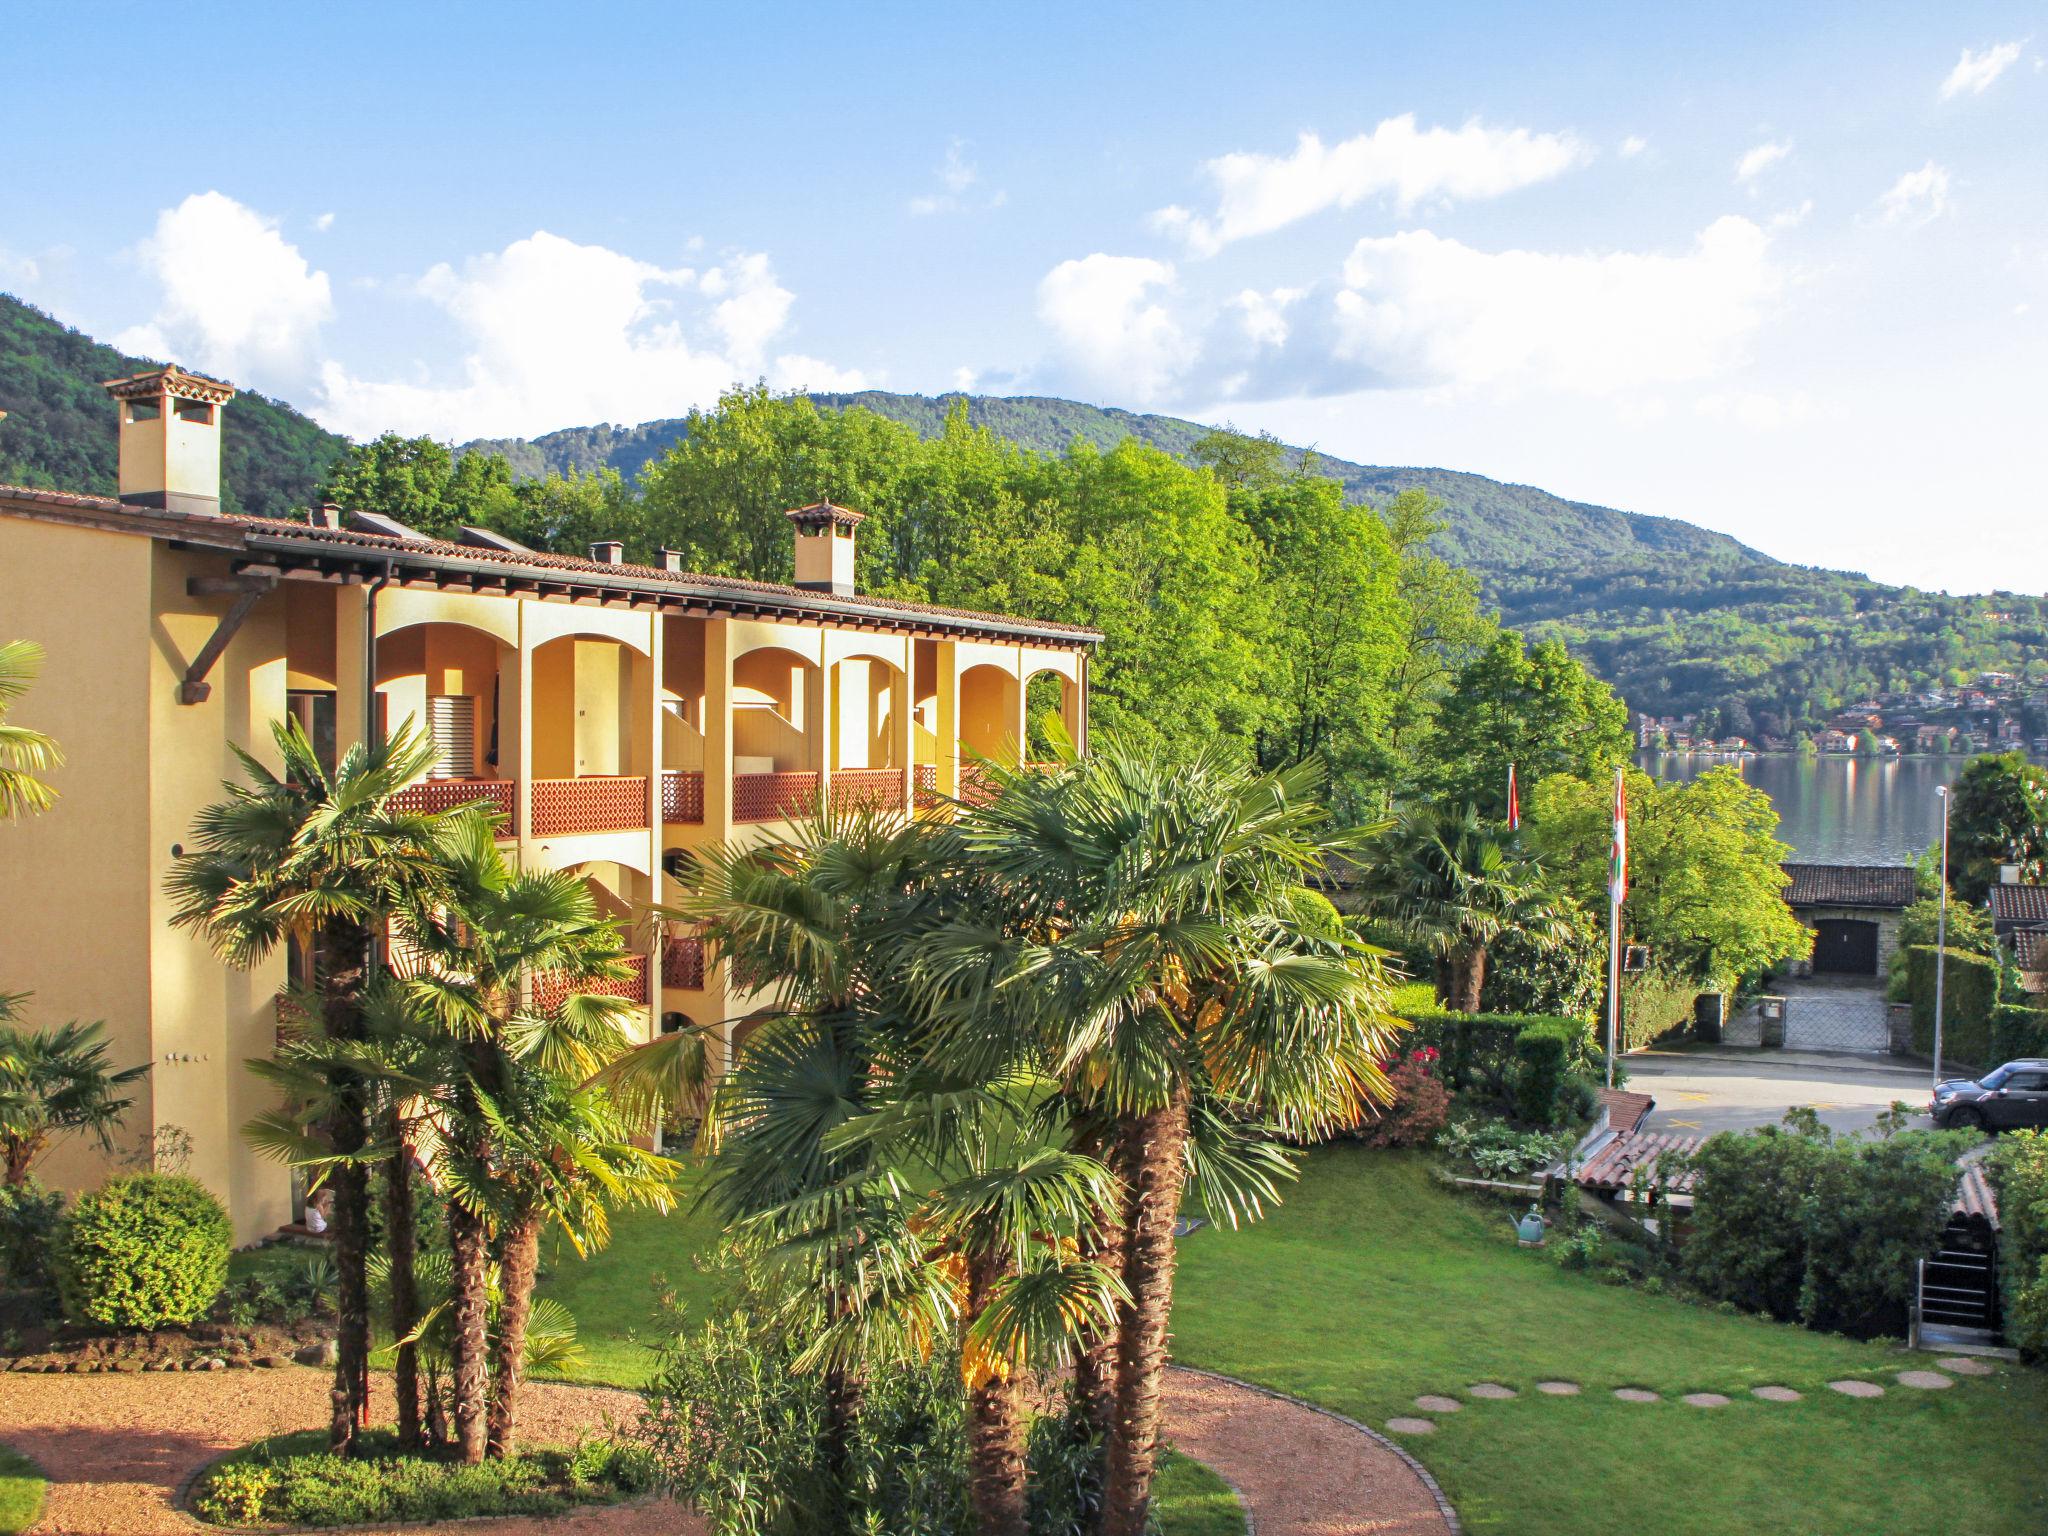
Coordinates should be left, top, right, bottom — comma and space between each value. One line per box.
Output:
1781, 863, 1917, 909
1597, 1087, 1656, 1137
1989, 886, 2048, 925
0, 485, 1101, 644
1954, 1162, 1998, 1229
1573, 1131, 1701, 1196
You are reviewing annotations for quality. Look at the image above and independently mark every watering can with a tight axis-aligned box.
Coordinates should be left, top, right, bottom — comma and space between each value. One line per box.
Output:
1515, 1204, 1546, 1247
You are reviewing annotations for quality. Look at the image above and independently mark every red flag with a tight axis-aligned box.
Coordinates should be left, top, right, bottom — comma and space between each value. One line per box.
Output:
1609, 768, 1628, 907
1506, 763, 1520, 831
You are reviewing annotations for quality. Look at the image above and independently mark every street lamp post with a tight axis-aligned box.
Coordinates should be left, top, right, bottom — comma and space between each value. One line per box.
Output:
1933, 785, 1951, 1089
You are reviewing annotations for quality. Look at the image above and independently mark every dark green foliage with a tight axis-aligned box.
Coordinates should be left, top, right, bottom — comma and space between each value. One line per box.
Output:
1682, 1129, 1825, 1322
1889, 897, 1998, 1000
0, 295, 342, 519
0, 1178, 62, 1313
1620, 967, 1701, 1053
1907, 946, 2001, 1066
1427, 633, 1630, 817
1988, 1131, 2048, 1359
1685, 1121, 1969, 1338
55, 1172, 230, 1329
1993, 1003, 2048, 1063
1483, 906, 1605, 1019
1947, 752, 2048, 904
188, 1428, 653, 1528
1514, 1022, 1574, 1126
1404, 1008, 1592, 1120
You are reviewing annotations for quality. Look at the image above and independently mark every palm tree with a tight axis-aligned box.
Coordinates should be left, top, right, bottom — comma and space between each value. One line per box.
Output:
0, 998, 147, 1183
937, 741, 1404, 1536
166, 717, 457, 1452
398, 810, 670, 1462
1357, 802, 1564, 1012
0, 640, 61, 821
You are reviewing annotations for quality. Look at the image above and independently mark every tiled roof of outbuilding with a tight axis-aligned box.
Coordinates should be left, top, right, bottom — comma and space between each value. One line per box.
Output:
1781, 863, 1917, 910
1989, 885, 2048, 925
1596, 1088, 1656, 1137
1954, 1162, 1999, 1230
1574, 1131, 1701, 1196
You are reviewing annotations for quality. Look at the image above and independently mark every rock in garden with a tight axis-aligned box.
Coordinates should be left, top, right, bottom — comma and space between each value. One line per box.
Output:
1413, 1395, 1462, 1413
1681, 1392, 1730, 1408
1467, 1382, 1517, 1399
254, 1355, 284, 1369
295, 1339, 338, 1367
1613, 1388, 1659, 1403
1936, 1356, 1995, 1376
1827, 1379, 1884, 1398
1896, 1370, 1952, 1390
204, 1357, 226, 1371
1752, 1386, 1801, 1402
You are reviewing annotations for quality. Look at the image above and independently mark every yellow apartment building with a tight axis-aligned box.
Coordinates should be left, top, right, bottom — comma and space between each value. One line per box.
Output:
0, 367, 1097, 1242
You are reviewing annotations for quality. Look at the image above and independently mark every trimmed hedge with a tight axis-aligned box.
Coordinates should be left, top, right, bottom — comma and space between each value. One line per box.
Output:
1987, 1131, 2048, 1359
56, 1173, 230, 1329
1403, 1006, 1594, 1124
1514, 1021, 1574, 1125
1907, 946, 2001, 1066
1993, 1002, 2048, 1062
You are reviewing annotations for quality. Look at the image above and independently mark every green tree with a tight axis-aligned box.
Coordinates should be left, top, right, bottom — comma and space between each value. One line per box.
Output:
1947, 750, 2048, 903
1369, 491, 1493, 802
319, 434, 519, 541
0, 999, 146, 1183
0, 640, 61, 820
1355, 804, 1567, 1011
1530, 766, 1811, 988
165, 720, 456, 1452
1429, 632, 1630, 818
1189, 423, 1290, 489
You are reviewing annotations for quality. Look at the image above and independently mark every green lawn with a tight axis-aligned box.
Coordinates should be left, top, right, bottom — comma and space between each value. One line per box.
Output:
1151, 1449, 1245, 1536
535, 1145, 2048, 1536
0, 1445, 44, 1536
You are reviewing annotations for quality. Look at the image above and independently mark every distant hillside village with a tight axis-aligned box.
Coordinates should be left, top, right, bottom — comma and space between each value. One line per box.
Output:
1640, 670, 2048, 758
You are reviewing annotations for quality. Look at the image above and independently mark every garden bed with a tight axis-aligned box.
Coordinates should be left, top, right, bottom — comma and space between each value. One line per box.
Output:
0, 1313, 331, 1374
187, 1428, 655, 1529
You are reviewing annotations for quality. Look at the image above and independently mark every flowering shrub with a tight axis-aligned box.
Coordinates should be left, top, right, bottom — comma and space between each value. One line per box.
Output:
1359, 1051, 1450, 1148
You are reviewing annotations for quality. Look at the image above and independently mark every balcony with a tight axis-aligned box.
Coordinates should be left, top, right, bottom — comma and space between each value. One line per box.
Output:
390, 777, 516, 826
531, 776, 650, 837
830, 768, 905, 815
532, 953, 650, 1013
734, 769, 821, 824
661, 770, 705, 825
661, 933, 706, 990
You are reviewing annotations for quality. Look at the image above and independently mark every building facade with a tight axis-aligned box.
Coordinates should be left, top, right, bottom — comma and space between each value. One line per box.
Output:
0, 368, 1097, 1241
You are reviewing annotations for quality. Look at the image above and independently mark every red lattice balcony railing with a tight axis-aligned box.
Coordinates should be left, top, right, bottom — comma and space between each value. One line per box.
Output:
661, 934, 706, 990
531, 776, 650, 837
532, 953, 649, 1013
734, 770, 821, 823
390, 778, 516, 827
274, 992, 309, 1046
830, 768, 905, 815
661, 770, 705, 824
957, 764, 999, 808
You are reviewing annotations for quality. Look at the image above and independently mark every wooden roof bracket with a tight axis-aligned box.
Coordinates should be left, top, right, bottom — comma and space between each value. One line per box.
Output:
178, 572, 278, 703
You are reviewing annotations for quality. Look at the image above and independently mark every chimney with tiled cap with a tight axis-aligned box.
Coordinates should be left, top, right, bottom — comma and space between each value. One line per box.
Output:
660, 548, 684, 573
786, 500, 863, 597
589, 540, 624, 565
101, 365, 236, 515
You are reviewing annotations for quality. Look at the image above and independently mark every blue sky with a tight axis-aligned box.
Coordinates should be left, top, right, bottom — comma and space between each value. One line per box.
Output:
4, 2, 2044, 592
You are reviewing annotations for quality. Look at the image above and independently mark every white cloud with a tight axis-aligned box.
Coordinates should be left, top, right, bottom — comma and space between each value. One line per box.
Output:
313, 212, 336, 233
1770, 199, 1814, 230
1875, 161, 1951, 226
1619, 135, 1648, 158
1325, 216, 1779, 395
1940, 40, 2025, 99
768, 354, 874, 393
319, 230, 862, 440
1035, 254, 1195, 403
1234, 286, 1304, 349
1151, 115, 1588, 255
909, 139, 997, 216
952, 366, 978, 391
1694, 388, 1816, 430
114, 191, 333, 380
1735, 140, 1791, 186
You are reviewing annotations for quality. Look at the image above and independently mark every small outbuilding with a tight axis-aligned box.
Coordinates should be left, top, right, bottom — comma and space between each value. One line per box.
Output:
1781, 863, 1916, 978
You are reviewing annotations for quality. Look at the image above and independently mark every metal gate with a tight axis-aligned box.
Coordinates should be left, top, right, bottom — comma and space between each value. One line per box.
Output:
1729, 979, 1890, 1053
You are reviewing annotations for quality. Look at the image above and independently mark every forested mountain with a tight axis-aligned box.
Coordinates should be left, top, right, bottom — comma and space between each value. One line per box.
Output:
0, 295, 343, 519
3, 291, 2041, 731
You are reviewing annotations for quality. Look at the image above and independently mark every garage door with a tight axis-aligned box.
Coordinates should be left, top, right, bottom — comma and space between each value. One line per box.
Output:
1812, 918, 1880, 975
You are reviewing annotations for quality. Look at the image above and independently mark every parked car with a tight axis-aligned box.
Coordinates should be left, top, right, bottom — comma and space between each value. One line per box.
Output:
1930, 1059, 2048, 1131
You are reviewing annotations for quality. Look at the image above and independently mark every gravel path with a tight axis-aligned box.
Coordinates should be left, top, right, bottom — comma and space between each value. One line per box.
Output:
1162, 1367, 1458, 1535
0, 1370, 700, 1536
0, 1364, 1459, 1535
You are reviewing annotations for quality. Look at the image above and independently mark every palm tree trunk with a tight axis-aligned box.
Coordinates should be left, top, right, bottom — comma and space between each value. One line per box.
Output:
1453, 945, 1487, 1013
320, 921, 374, 1454
963, 1250, 1030, 1536
1073, 1120, 1129, 1454
447, 1201, 492, 1465
385, 1137, 423, 1452
1101, 1083, 1193, 1536
487, 1206, 543, 1459
3, 1137, 39, 1185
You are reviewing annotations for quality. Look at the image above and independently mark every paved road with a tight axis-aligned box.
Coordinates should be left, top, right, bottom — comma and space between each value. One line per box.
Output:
1622, 1048, 1935, 1137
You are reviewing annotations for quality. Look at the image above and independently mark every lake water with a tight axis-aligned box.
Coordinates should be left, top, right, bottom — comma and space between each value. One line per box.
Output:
1640, 753, 1964, 866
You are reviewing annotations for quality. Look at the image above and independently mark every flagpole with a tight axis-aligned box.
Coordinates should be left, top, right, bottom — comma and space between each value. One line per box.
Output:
1606, 764, 1623, 1089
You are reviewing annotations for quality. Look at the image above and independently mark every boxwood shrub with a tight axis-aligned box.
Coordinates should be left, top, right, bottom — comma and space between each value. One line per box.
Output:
57, 1172, 230, 1329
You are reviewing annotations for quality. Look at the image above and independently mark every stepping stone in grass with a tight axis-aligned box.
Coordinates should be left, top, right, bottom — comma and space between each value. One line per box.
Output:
1682, 1393, 1731, 1408
1936, 1357, 1995, 1376
1752, 1386, 1802, 1402
1414, 1395, 1463, 1413
1828, 1379, 1884, 1398
1536, 1381, 1581, 1395
1386, 1417, 1437, 1435
1613, 1388, 1660, 1403
1467, 1382, 1517, 1400
1896, 1370, 1953, 1390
